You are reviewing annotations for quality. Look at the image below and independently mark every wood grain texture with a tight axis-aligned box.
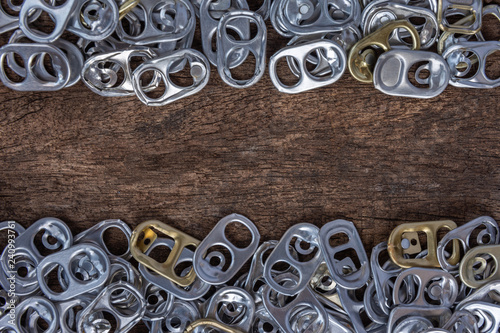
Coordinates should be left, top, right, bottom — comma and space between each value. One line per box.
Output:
0, 9, 499, 331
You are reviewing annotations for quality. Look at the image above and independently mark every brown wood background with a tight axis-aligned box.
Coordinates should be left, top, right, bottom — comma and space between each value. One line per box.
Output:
0, 7, 499, 330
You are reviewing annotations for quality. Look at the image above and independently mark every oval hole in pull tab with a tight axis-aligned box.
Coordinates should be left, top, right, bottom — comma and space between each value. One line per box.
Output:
319, 220, 370, 290
373, 50, 450, 98
66, 0, 119, 41
459, 244, 500, 288
269, 40, 346, 94
443, 41, 500, 88
13, 297, 60, 333
348, 20, 420, 83
199, 0, 250, 67
132, 49, 210, 106
36, 243, 111, 302
193, 213, 260, 285
263, 223, 322, 296
216, 10, 267, 88
138, 237, 210, 301
130, 220, 200, 287
274, 0, 361, 36
0, 44, 71, 91
77, 281, 146, 333
262, 273, 328, 333
388, 220, 459, 268
437, 216, 500, 272
392, 267, 458, 308
438, 0, 482, 34
18, 0, 78, 43
116, 0, 195, 45
204, 287, 255, 332
74, 219, 132, 260
82, 48, 157, 97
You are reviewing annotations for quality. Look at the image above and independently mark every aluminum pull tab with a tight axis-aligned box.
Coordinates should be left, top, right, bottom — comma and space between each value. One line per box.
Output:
318, 219, 370, 290
373, 50, 450, 98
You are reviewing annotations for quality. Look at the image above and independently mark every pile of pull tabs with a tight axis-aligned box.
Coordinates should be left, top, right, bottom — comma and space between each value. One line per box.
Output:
3, 215, 500, 332
0, 0, 499, 103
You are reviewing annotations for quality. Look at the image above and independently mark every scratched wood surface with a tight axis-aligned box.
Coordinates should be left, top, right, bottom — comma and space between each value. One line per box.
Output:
0, 5, 500, 331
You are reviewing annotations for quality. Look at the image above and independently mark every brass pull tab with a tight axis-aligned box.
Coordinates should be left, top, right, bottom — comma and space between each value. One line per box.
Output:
460, 244, 500, 289
119, 0, 140, 20
387, 220, 459, 268
348, 20, 420, 83
130, 220, 200, 287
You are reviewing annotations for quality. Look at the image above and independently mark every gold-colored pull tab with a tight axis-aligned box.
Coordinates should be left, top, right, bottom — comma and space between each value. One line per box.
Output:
119, 0, 141, 20
437, 15, 477, 54
130, 220, 200, 287
437, 0, 481, 35
460, 245, 500, 289
348, 20, 421, 83
387, 220, 459, 268
184, 319, 245, 333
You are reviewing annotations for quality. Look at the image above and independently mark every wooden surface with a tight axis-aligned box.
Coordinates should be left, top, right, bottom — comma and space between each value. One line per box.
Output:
1, 19, 500, 245
0, 12, 500, 330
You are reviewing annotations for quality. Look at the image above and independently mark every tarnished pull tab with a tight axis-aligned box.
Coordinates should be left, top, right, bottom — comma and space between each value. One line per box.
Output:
130, 220, 200, 287
443, 41, 500, 89
318, 219, 370, 290
263, 223, 323, 296
459, 244, 500, 288
0, 43, 71, 91
393, 267, 458, 307
116, 0, 195, 45
437, 0, 482, 34
269, 40, 347, 94
348, 20, 420, 83
263, 273, 328, 333
193, 213, 260, 285
138, 237, 210, 301
373, 50, 450, 99
438, 216, 500, 272
387, 220, 459, 268
132, 49, 210, 106
81, 48, 158, 97
199, 0, 249, 67
19, 0, 79, 43
216, 10, 267, 88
